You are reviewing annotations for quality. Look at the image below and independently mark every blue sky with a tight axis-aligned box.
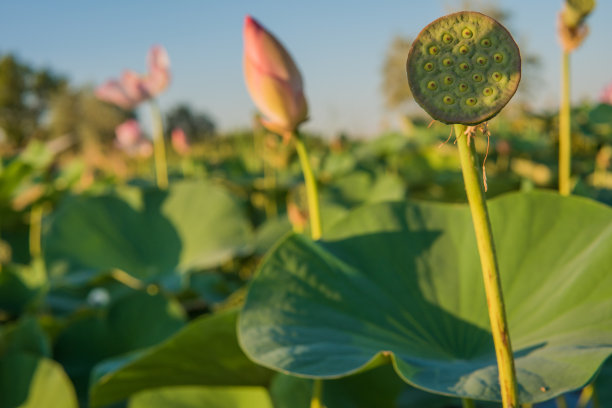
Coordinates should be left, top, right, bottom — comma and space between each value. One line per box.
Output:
1, 1, 610, 137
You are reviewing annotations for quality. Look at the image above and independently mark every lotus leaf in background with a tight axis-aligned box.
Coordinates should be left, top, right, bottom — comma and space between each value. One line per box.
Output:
0, 316, 77, 408
0, 317, 50, 358
253, 171, 405, 255
53, 290, 185, 401
239, 191, 612, 404
43, 180, 253, 286
0, 141, 55, 207
321, 171, 405, 208
270, 366, 456, 408
0, 261, 47, 317
89, 308, 272, 407
89, 307, 442, 408
584, 103, 612, 144
0, 354, 78, 408
128, 386, 274, 408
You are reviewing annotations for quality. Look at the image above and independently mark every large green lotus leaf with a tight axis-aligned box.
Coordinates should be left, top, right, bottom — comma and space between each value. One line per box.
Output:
89, 308, 272, 407
320, 150, 357, 179
586, 103, 612, 141
128, 386, 273, 408
0, 353, 77, 408
239, 191, 612, 404
43, 180, 253, 283
54, 290, 185, 400
0, 261, 47, 317
321, 171, 405, 207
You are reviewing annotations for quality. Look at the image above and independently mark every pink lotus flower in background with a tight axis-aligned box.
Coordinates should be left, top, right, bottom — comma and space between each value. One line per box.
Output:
96, 45, 171, 110
115, 119, 153, 158
243, 15, 308, 136
171, 128, 191, 156
146, 45, 171, 95
600, 81, 612, 105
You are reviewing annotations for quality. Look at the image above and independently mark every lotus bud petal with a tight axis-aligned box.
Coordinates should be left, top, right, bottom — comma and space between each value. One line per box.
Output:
136, 140, 154, 158
145, 45, 171, 96
95, 80, 136, 110
121, 70, 151, 102
243, 15, 308, 135
115, 119, 142, 148
600, 82, 612, 105
171, 128, 190, 155
96, 45, 170, 109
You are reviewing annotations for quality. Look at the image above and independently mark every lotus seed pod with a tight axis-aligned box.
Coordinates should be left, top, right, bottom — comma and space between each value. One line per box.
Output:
562, 0, 595, 29
406, 12, 521, 125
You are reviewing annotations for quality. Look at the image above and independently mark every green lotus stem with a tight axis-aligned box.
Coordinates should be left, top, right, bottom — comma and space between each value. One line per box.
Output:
462, 398, 475, 408
293, 132, 323, 407
555, 395, 568, 408
110, 269, 145, 290
559, 51, 571, 196
29, 204, 43, 259
310, 379, 323, 408
293, 133, 322, 240
455, 124, 518, 408
576, 384, 594, 408
150, 101, 169, 190
263, 163, 278, 219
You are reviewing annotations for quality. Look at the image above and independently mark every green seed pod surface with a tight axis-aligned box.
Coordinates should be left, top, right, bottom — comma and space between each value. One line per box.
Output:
406, 11, 521, 125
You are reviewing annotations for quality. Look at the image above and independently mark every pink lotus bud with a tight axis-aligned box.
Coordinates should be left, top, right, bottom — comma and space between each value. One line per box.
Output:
600, 81, 612, 105
144, 45, 171, 96
96, 45, 170, 109
115, 119, 142, 147
136, 140, 154, 158
121, 70, 151, 102
95, 80, 137, 110
243, 15, 308, 135
171, 128, 190, 156
115, 119, 153, 158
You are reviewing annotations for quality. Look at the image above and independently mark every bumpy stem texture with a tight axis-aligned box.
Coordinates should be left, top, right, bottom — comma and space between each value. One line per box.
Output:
151, 101, 169, 190
294, 134, 322, 240
559, 51, 571, 196
455, 124, 518, 408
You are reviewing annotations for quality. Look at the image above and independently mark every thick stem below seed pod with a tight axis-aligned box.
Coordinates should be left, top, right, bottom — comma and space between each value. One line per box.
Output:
455, 123, 519, 408
310, 379, 323, 408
